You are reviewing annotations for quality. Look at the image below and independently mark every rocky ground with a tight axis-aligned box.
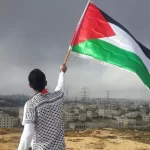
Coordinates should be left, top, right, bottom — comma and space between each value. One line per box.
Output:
0, 128, 150, 150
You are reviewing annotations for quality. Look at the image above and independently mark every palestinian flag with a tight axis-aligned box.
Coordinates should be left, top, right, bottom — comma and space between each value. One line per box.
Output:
70, 1, 150, 89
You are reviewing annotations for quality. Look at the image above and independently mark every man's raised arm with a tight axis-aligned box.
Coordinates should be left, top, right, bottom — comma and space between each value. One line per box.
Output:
55, 64, 67, 92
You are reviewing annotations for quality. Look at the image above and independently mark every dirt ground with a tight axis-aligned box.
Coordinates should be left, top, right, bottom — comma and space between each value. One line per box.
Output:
0, 128, 150, 150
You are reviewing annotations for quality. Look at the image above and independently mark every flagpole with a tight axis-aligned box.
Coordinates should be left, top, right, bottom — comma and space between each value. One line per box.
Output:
64, 0, 91, 64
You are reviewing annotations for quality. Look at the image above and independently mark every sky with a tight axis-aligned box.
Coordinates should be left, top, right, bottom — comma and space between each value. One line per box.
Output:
0, 0, 150, 100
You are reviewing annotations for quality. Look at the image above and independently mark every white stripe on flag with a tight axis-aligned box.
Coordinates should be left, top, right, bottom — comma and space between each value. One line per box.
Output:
100, 23, 150, 73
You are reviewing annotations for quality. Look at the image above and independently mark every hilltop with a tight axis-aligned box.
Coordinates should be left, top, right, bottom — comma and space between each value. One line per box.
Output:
0, 94, 30, 107
0, 128, 150, 150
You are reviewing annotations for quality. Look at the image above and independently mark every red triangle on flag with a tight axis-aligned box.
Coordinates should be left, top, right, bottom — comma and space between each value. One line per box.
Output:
71, 2, 115, 46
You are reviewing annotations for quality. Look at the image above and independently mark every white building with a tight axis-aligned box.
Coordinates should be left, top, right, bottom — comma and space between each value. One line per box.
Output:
110, 110, 121, 116
74, 108, 79, 114
98, 109, 105, 117
119, 102, 129, 111
76, 104, 85, 110
108, 104, 118, 110
98, 109, 116, 118
142, 115, 150, 122
117, 117, 128, 128
105, 110, 112, 118
124, 112, 139, 118
19, 107, 24, 124
0, 113, 17, 128
88, 104, 97, 109
69, 122, 99, 130
69, 122, 86, 130
117, 117, 136, 128
78, 114, 86, 121
87, 110, 92, 118
86, 122, 99, 129
65, 112, 77, 122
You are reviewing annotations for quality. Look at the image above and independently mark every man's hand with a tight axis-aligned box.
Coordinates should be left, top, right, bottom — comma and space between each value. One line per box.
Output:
60, 64, 67, 73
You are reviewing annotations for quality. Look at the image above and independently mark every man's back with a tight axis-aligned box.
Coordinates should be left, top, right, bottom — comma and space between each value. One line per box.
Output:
27, 91, 65, 149
18, 65, 67, 150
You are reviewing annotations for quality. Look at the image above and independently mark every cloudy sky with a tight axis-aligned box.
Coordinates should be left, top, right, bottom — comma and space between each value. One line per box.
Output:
0, 0, 150, 100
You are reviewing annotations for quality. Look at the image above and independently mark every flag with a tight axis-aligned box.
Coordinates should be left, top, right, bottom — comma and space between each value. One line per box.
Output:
70, 1, 150, 89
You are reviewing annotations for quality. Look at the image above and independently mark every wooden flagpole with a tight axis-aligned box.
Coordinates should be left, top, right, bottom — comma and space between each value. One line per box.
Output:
64, 47, 72, 64
64, 0, 91, 64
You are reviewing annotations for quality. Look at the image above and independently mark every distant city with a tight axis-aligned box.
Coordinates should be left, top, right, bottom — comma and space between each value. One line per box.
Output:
0, 87, 150, 130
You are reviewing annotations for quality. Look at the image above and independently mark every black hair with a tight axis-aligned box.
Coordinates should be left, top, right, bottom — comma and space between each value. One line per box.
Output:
28, 69, 46, 92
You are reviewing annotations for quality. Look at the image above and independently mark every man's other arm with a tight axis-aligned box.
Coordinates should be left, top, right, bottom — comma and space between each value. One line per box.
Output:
18, 123, 34, 150
18, 103, 35, 150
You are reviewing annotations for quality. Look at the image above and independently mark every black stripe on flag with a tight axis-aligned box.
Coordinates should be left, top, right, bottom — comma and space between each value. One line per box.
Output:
100, 9, 150, 60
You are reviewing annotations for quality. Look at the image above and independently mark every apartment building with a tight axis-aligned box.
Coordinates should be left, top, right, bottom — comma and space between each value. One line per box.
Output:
19, 107, 24, 124
0, 113, 17, 128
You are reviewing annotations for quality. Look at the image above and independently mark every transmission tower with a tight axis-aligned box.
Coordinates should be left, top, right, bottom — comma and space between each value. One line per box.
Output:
80, 87, 90, 103
75, 95, 78, 103
106, 90, 110, 102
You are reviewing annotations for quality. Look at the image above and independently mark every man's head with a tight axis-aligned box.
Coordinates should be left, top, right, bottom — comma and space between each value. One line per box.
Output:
28, 69, 47, 92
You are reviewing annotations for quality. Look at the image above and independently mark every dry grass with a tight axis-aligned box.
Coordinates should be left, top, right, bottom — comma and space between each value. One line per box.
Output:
85, 141, 105, 149
0, 128, 22, 135
112, 129, 150, 145
136, 148, 149, 150
0, 128, 150, 150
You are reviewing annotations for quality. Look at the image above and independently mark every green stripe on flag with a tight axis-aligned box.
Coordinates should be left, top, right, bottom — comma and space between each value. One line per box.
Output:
72, 39, 150, 89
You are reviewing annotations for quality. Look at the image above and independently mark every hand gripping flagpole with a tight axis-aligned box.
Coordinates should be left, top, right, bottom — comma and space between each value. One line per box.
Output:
64, 0, 91, 64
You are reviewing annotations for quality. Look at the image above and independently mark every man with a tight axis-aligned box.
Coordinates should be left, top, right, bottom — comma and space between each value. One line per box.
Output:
18, 64, 67, 150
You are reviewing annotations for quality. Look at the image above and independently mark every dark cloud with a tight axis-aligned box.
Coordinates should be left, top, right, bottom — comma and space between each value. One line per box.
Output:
0, 0, 150, 100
